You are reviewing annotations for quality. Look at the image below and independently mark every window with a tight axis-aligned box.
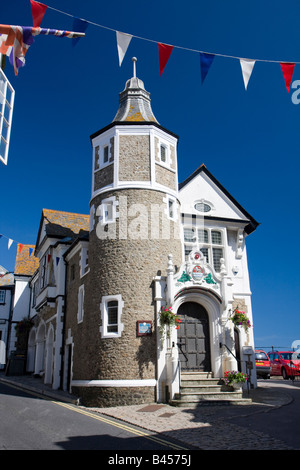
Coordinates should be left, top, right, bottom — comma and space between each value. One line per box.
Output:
100, 294, 124, 338
94, 142, 111, 170
103, 201, 113, 223
103, 145, 109, 164
160, 144, 167, 163
0, 68, 14, 165
0, 290, 5, 304
107, 301, 118, 333
77, 285, 84, 323
194, 202, 211, 213
80, 245, 89, 277
184, 227, 224, 273
96, 197, 117, 226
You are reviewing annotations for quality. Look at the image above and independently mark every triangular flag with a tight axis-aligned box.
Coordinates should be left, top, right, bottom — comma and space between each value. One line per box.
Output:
48, 254, 51, 263
240, 59, 255, 90
280, 63, 295, 92
158, 43, 174, 75
116, 31, 132, 66
30, 0, 47, 27
72, 17, 89, 47
8, 239, 13, 249
200, 52, 215, 83
29, 248, 33, 257
18, 244, 24, 254
56, 257, 60, 266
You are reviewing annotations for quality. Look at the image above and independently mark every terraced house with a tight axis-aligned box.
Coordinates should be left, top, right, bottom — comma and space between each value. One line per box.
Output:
5, 63, 259, 407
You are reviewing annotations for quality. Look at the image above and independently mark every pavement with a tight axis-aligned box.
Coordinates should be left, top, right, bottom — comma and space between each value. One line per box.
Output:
0, 371, 298, 450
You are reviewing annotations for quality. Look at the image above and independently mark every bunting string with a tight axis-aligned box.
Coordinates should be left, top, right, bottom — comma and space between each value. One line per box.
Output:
35, 1, 300, 65
25, 1, 298, 92
0, 233, 29, 255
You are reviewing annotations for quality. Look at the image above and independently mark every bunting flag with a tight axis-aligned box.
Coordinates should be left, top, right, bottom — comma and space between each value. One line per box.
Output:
158, 43, 174, 75
240, 59, 256, 90
30, 0, 47, 27
0, 24, 86, 75
8, 239, 13, 249
16, 1, 300, 96
18, 244, 24, 254
280, 62, 295, 92
72, 17, 89, 47
200, 52, 215, 84
56, 257, 60, 266
116, 31, 132, 66
29, 248, 33, 257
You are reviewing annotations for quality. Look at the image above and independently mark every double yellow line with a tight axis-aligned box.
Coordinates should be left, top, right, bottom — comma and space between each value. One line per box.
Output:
4, 380, 188, 450
55, 401, 188, 450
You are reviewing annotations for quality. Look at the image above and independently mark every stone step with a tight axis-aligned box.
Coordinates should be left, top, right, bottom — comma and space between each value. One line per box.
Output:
180, 384, 226, 393
171, 370, 252, 407
174, 390, 243, 401
171, 397, 252, 407
181, 378, 222, 386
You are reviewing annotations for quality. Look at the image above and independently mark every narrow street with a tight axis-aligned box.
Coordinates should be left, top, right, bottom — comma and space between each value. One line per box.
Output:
0, 381, 191, 451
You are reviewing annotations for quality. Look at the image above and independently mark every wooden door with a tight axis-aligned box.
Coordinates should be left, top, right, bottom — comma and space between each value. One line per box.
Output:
177, 302, 211, 371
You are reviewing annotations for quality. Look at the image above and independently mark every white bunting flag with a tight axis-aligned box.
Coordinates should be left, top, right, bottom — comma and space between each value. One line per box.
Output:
8, 238, 13, 249
240, 59, 256, 90
116, 31, 132, 66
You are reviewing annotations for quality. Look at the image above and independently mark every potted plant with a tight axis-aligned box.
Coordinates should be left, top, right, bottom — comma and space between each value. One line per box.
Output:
159, 306, 181, 339
223, 370, 248, 389
230, 307, 251, 332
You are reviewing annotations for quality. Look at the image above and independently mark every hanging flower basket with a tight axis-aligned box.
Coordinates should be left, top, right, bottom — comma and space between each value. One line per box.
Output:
230, 307, 251, 332
223, 370, 248, 388
159, 306, 181, 338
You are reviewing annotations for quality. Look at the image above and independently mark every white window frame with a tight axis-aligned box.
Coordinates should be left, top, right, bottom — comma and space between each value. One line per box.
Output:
96, 196, 118, 226
100, 294, 124, 338
0, 68, 14, 166
164, 195, 178, 221
157, 138, 172, 168
183, 227, 225, 273
80, 245, 89, 278
77, 285, 84, 323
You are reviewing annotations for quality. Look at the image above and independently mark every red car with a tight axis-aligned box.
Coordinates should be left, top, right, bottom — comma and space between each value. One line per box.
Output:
268, 351, 300, 380
255, 350, 271, 379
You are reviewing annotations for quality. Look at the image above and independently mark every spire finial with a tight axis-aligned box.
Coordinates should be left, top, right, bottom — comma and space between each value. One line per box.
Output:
132, 57, 137, 78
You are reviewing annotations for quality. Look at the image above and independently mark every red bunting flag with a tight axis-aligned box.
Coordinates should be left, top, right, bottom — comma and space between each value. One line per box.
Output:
18, 244, 24, 254
280, 62, 295, 92
30, 0, 47, 27
158, 43, 173, 75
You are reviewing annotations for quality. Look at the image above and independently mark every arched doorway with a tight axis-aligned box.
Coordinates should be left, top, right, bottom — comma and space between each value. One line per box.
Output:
177, 302, 211, 371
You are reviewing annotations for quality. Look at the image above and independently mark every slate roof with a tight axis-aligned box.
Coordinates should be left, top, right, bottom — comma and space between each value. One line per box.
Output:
14, 244, 39, 277
36, 209, 90, 250
0, 265, 14, 286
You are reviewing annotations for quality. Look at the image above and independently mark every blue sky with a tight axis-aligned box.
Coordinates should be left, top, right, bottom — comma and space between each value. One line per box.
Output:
1, 0, 300, 352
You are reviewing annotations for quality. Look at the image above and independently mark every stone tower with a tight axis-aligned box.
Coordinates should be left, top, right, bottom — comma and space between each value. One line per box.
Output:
77, 59, 183, 406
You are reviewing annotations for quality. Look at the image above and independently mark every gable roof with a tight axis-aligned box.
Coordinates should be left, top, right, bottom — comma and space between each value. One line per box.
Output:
14, 244, 39, 277
35, 209, 90, 253
179, 164, 259, 235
